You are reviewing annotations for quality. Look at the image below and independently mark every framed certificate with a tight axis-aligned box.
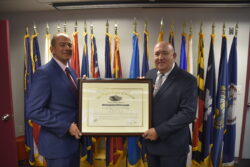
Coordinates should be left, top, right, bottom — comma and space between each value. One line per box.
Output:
78, 79, 152, 135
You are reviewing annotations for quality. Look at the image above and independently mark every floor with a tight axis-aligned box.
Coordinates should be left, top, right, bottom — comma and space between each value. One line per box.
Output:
19, 159, 250, 167
237, 159, 250, 167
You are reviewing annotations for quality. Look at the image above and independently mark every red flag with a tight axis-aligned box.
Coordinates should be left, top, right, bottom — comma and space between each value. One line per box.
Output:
70, 32, 80, 77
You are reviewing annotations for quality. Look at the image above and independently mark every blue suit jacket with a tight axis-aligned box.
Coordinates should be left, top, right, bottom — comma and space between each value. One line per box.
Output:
28, 59, 79, 159
145, 64, 197, 156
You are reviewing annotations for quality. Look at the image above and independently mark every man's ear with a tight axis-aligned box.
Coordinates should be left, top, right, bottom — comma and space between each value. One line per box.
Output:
173, 52, 177, 59
50, 46, 54, 54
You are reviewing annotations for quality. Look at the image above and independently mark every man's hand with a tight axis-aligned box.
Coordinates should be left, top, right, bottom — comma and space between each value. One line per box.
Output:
69, 122, 82, 139
82, 75, 87, 79
142, 128, 158, 141
137, 76, 145, 79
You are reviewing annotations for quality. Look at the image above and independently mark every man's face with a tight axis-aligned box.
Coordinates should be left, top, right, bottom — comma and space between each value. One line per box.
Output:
153, 42, 176, 73
50, 34, 72, 65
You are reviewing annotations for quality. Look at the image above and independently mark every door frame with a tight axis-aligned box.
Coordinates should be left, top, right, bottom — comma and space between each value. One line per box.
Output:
239, 28, 250, 160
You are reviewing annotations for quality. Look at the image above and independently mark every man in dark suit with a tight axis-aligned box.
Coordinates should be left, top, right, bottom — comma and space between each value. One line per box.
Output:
28, 33, 81, 167
143, 41, 197, 167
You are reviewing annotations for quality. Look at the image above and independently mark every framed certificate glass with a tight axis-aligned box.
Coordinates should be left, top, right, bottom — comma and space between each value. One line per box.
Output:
78, 79, 152, 135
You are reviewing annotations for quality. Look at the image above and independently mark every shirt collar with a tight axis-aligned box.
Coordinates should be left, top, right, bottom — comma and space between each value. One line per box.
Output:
53, 57, 69, 72
157, 62, 175, 77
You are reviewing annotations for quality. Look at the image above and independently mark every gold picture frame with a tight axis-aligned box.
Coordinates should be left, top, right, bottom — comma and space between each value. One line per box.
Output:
78, 79, 152, 135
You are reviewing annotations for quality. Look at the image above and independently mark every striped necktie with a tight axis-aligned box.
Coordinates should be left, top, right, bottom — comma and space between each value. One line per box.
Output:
153, 73, 164, 96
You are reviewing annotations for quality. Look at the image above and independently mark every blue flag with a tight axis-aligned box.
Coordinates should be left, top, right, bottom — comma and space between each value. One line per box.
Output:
141, 31, 149, 77
202, 34, 216, 165
129, 32, 140, 78
31, 33, 41, 72
81, 32, 89, 77
105, 33, 112, 78
127, 137, 142, 167
222, 36, 237, 166
180, 33, 187, 70
80, 136, 93, 165
127, 32, 144, 167
24, 34, 35, 165
211, 35, 228, 167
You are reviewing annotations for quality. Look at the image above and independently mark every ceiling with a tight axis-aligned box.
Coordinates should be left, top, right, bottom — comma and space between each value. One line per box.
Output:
0, 0, 250, 13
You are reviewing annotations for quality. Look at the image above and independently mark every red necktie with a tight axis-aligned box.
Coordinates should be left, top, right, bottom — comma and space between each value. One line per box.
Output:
65, 67, 77, 90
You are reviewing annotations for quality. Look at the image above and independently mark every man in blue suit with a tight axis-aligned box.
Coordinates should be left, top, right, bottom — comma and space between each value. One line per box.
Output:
143, 41, 197, 167
28, 33, 81, 167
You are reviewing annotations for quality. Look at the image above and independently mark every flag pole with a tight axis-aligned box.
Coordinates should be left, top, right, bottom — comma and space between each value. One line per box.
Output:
25, 26, 29, 35
200, 22, 203, 33
84, 20, 87, 33
114, 24, 118, 35
160, 18, 164, 33
106, 19, 109, 33
182, 22, 186, 34
133, 17, 137, 33
144, 19, 148, 32
46, 23, 49, 35
235, 23, 238, 37
33, 22, 37, 34
212, 23, 215, 34
90, 24, 93, 34
170, 23, 174, 34
223, 23, 226, 35
64, 21, 67, 33
57, 23, 60, 33
74, 20, 78, 32
189, 23, 192, 35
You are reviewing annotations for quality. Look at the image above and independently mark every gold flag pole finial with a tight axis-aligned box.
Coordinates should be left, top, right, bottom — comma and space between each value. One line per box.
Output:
133, 17, 137, 33
235, 23, 239, 37
200, 22, 203, 33
223, 23, 226, 35
115, 24, 118, 35
25, 26, 29, 35
33, 22, 37, 34
182, 22, 186, 34
57, 24, 61, 33
90, 24, 93, 34
84, 20, 87, 33
46, 22, 49, 35
212, 23, 215, 34
144, 19, 148, 32
63, 21, 67, 33
106, 19, 109, 33
74, 20, 78, 32
160, 18, 164, 32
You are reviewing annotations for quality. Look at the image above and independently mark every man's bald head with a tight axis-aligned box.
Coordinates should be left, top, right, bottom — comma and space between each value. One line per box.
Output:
51, 33, 70, 47
153, 41, 176, 73
50, 33, 72, 65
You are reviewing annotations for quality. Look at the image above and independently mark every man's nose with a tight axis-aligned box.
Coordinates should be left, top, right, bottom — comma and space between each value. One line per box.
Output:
158, 53, 164, 59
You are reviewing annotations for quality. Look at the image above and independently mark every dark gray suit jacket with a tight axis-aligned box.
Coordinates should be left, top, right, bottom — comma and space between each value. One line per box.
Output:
145, 64, 197, 156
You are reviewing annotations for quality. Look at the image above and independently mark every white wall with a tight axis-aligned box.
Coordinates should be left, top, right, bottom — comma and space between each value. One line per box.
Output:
0, 7, 249, 158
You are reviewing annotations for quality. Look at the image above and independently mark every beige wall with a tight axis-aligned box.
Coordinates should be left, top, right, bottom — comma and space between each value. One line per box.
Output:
0, 7, 249, 158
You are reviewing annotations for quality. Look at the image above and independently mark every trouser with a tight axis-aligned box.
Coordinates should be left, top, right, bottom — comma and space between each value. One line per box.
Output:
46, 151, 80, 167
147, 153, 187, 167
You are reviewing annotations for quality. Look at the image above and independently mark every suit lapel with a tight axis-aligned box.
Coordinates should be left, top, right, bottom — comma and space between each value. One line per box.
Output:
153, 65, 179, 103
51, 59, 77, 100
